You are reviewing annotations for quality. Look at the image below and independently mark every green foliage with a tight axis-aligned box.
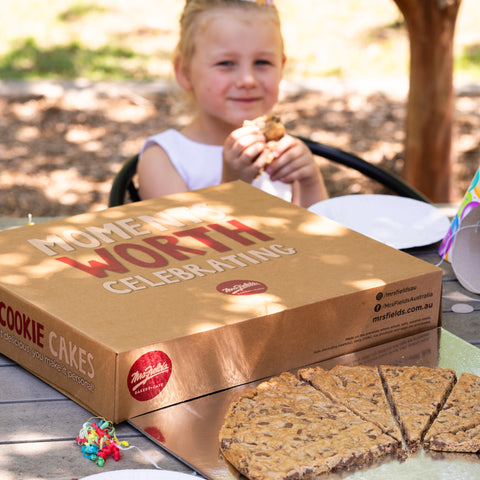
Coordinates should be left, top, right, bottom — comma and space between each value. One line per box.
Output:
0, 0, 478, 82
57, 2, 106, 22
456, 44, 480, 75
323, 67, 344, 77
0, 1, 161, 81
0, 37, 153, 80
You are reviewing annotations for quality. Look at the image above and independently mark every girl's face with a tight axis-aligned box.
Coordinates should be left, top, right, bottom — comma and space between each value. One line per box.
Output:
177, 8, 285, 134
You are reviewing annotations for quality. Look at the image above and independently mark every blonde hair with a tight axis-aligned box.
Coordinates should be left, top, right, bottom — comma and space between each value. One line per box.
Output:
175, 0, 283, 69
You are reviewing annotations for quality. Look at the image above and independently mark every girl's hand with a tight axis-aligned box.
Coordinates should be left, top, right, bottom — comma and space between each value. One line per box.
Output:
222, 125, 271, 183
222, 129, 328, 207
265, 135, 317, 185
265, 135, 329, 207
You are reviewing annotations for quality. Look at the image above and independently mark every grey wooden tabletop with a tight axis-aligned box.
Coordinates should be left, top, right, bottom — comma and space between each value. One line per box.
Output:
1, 213, 479, 480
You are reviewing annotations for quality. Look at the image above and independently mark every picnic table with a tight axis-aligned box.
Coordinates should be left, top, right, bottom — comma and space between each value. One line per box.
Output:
0, 212, 478, 480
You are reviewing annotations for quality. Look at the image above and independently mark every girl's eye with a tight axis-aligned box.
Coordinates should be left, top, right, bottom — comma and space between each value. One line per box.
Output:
216, 60, 234, 67
255, 59, 273, 67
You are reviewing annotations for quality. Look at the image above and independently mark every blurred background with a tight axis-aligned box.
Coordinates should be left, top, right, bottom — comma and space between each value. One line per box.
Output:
1, 0, 480, 216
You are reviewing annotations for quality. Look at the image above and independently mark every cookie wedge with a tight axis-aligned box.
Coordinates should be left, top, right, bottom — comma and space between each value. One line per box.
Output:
298, 365, 402, 443
424, 372, 480, 453
379, 365, 456, 452
219, 372, 400, 480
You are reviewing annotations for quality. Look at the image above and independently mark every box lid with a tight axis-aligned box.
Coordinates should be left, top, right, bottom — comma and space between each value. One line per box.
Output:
0, 181, 439, 352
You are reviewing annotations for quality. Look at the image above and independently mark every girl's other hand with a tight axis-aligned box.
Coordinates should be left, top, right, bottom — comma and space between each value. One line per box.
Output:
265, 135, 318, 185
265, 135, 328, 207
222, 125, 271, 183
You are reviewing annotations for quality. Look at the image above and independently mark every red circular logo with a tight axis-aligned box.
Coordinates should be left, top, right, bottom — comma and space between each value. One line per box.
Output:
127, 351, 172, 402
216, 280, 268, 295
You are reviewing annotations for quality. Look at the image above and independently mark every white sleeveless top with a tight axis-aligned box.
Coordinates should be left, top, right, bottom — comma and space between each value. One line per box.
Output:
141, 129, 292, 202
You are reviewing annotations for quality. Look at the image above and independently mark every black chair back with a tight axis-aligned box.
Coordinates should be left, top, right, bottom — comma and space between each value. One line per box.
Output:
108, 139, 429, 207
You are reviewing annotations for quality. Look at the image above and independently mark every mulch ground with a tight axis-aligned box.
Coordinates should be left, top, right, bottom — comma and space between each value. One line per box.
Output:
2, 82, 480, 218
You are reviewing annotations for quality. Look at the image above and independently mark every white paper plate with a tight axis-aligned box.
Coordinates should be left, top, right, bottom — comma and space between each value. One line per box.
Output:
308, 194, 450, 249
81, 470, 198, 480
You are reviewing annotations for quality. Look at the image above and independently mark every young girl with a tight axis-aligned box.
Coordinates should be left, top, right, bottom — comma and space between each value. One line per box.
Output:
138, 0, 328, 208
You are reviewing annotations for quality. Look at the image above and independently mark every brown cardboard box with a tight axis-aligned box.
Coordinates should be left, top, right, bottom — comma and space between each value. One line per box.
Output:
0, 181, 442, 422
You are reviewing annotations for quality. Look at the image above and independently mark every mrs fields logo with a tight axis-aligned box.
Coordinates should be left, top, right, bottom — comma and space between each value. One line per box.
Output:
127, 351, 172, 401
216, 280, 268, 296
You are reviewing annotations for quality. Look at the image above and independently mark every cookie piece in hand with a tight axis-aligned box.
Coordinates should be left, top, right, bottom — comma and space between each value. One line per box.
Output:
244, 115, 285, 170
245, 114, 285, 142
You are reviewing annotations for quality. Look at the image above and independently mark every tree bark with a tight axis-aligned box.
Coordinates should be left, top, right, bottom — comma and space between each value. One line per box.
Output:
393, 0, 461, 202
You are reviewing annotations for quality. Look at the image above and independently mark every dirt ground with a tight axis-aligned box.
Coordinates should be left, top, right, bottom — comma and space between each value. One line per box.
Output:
2, 81, 480, 218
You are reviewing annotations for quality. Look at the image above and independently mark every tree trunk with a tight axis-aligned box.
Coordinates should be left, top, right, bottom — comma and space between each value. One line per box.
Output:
393, 0, 461, 202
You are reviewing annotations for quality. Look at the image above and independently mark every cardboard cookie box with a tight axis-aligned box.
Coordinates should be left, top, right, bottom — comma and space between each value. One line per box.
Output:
0, 181, 442, 422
